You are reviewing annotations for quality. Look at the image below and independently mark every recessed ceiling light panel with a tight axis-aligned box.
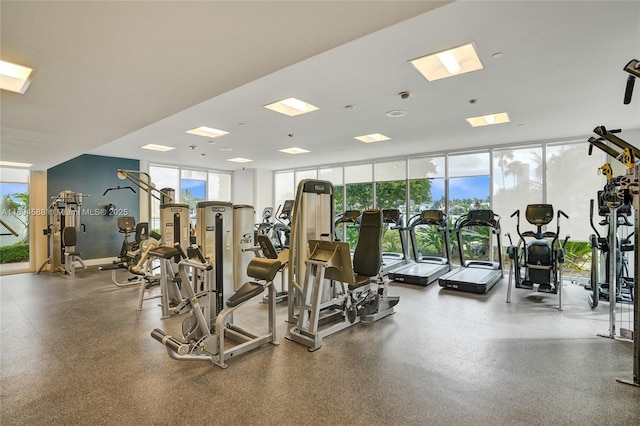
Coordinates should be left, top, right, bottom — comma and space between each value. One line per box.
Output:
0, 161, 33, 168
279, 147, 310, 155
227, 157, 253, 163
386, 110, 407, 118
465, 112, 510, 127
0, 60, 34, 94
141, 143, 176, 152
354, 133, 390, 143
186, 126, 229, 138
410, 43, 483, 82
264, 97, 319, 116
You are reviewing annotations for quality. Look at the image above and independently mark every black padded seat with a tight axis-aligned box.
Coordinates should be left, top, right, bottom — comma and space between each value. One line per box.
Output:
349, 209, 383, 291
349, 275, 372, 291
149, 246, 180, 259
226, 282, 265, 307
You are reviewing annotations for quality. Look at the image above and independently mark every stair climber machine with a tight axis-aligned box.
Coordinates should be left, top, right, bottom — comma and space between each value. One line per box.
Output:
380, 208, 410, 276
439, 210, 503, 294
286, 179, 399, 351
505, 204, 569, 310
586, 187, 635, 309
388, 209, 451, 286
151, 202, 278, 368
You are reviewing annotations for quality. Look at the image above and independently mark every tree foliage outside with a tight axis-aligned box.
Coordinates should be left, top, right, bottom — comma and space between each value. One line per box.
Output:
181, 188, 204, 213
2, 192, 29, 241
0, 241, 29, 263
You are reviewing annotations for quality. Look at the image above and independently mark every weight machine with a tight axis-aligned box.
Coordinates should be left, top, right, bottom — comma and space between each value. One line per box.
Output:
36, 190, 87, 276
587, 125, 639, 387
152, 203, 279, 368
286, 179, 399, 351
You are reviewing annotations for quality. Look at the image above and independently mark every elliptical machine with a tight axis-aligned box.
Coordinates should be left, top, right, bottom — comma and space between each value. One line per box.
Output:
587, 188, 635, 308
506, 204, 570, 310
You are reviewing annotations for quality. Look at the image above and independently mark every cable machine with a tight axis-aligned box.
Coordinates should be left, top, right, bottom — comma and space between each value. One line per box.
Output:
587, 125, 639, 387
36, 190, 87, 275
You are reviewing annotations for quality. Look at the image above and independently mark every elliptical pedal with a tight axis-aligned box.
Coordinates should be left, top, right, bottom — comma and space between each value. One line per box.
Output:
518, 280, 534, 290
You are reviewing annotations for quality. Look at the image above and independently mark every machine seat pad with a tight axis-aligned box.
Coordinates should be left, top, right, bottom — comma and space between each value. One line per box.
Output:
247, 257, 282, 282
348, 274, 372, 291
149, 246, 180, 259
276, 249, 289, 266
227, 282, 265, 307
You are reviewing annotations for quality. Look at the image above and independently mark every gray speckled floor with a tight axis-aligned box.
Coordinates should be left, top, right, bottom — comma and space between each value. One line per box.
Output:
1, 267, 638, 425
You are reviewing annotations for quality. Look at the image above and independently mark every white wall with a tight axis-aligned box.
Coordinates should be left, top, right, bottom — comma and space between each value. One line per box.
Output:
232, 168, 273, 223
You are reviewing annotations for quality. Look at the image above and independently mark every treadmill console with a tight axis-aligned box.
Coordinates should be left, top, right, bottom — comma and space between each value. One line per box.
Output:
420, 210, 444, 224
467, 209, 493, 223
382, 209, 402, 225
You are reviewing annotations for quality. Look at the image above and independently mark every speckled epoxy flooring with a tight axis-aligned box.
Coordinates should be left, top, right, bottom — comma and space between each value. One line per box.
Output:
1, 267, 638, 425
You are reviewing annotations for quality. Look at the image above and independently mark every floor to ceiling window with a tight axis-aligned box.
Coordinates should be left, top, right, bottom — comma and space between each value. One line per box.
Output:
0, 168, 30, 273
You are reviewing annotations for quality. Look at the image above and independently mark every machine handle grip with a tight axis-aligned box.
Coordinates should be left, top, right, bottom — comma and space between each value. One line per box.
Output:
559, 210, 569, 219
174, 243, 188, 259
510, 210, 519, 218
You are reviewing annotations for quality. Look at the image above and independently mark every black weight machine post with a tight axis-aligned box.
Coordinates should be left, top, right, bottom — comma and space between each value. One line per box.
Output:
588, 126, 639, 387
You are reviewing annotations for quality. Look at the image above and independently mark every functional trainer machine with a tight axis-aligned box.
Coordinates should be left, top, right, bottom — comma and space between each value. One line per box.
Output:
587, 123, 639, 387
389, 209, 451, 286
505, 204, 569, 310
580, 59, 640, 386
439, 209, 503, 294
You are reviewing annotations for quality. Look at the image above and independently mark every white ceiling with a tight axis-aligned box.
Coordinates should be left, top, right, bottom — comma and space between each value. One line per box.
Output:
2, 1, 639, 173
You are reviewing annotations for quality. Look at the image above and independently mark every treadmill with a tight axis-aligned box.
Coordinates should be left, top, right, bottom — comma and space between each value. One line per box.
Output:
389, 210, 451, 285
439, 209, 503, 294
380, 208, 410, 275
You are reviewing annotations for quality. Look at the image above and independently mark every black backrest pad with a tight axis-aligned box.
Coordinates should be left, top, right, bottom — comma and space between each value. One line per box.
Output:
256, 234, 278, 259
525, 204, 554, 226
353, 209, 383, 277
62, 227, 77, 246
135, 223, 149, 242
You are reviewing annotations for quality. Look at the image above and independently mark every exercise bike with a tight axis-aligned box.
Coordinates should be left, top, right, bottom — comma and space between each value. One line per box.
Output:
506, 204, 570, 310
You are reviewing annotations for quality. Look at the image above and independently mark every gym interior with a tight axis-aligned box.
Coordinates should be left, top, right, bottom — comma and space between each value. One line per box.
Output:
1, 2, 639, 425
